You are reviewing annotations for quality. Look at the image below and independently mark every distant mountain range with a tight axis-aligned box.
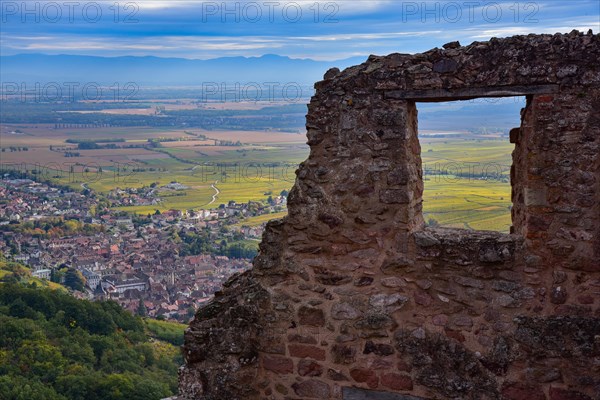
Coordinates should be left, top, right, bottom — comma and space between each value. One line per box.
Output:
0, 53, 525, 132
0, 53, 367, 86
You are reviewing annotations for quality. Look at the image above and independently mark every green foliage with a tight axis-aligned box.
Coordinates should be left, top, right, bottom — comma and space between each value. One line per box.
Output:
0, 217, 105, 239
63, 269, 85, 292
178, 229, 258, 259
0, 261, 30, 280
77, 142, 102, 150
66, 138, 126, 144
0, 259, 67, 292
143, 319, 186, 346
136, 299, 147, 318
0, 284, 179, 400
426, 218, 440, 227
0, 375, 67, 400
222, 241, 258, 259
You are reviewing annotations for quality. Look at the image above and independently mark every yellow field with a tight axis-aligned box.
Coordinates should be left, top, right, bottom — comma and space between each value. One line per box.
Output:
235, 211, 288, 227
421, 137, 514, 232
424, 177, 512, 232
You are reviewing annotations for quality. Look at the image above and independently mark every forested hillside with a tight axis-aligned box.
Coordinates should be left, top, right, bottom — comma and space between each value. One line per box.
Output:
0, 283, 182, 400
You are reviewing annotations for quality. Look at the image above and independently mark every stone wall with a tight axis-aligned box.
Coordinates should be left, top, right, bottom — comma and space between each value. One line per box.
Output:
179, 32, 600, 400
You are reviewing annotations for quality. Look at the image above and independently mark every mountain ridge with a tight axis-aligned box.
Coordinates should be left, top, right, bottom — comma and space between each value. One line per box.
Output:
0, 53, 367, 86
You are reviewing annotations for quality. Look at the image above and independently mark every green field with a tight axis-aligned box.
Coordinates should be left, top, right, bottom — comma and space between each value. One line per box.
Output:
22, 128, 310, 213
421, 138, 513, 232
144, 318, 187, 346
3, 122, 515, 232
86, 137, 514, 233
423, 177, 511, 231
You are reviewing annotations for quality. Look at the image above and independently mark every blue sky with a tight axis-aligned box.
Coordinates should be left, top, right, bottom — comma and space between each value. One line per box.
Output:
1, 0, 598, 60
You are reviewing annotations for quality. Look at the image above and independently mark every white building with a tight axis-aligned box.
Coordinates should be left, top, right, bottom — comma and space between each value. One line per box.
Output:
82, 269, 102, 290
102, 278, 147, 294
32, 269, 51, 280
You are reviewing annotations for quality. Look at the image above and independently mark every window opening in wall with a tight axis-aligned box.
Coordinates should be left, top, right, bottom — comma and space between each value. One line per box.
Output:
417, 96, 526, 233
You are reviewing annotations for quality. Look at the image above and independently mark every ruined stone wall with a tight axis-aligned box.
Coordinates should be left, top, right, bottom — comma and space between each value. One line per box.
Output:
179, 32, 600, 400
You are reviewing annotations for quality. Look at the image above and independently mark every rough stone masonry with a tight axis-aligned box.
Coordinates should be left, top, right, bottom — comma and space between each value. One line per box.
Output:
178, 32, 600, 400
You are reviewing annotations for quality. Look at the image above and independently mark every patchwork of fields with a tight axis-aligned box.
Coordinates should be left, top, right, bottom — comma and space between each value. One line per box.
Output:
1, 121, 514, 232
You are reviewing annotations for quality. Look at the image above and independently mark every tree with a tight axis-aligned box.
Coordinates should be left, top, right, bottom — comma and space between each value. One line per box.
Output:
0, 375, 66, 400
14, 340, 66, 382
50, 268, 65, 284
426, 218, 440, 228
95, 373, 135, 400
136, 299, 147, 317
0, 280, 180, 400
186, 306, 196, 319
64, 269, 85, 292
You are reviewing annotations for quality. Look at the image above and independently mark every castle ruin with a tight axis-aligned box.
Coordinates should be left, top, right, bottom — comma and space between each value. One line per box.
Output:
178, 32, 600, 400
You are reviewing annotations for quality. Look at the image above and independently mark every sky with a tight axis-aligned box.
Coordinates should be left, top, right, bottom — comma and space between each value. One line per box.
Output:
1, 0, 599, 60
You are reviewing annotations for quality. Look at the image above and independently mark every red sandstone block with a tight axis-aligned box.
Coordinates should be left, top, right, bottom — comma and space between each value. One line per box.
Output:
576, 294, 594, 305
370, 358, 394, 370
526, 231, 548, 240
444, 328, 465, 342
350, 368, 379, 389
289, 344, 326, 361
381, 373, 413, 391
549, 387, 593, 400
292, 379, 330, 398
262, 355, 293, 374
288, 333, 318, 345
502, 383, 546, 400
414, 290, 433, 306
397, 360, 412, 372
297, 359, 323, 377
298, 306, 326, 327
536, 95, 554, 103
327, 368, 349, 381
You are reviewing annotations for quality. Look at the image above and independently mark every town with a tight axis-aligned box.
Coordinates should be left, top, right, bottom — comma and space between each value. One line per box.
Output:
0, 173, 288, 322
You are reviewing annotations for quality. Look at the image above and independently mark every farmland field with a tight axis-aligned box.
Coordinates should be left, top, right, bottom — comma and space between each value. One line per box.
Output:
1, 100, 516, 232
0, 123, 307, 212
234, 211, 289, 227
421, 137, 514, 232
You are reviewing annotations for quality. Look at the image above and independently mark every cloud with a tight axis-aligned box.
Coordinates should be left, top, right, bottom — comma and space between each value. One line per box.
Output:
136, 1, 191, 10
292, 31, 443, 41
2, 34, 281, 53
1, 0, 597, 59
135, 0, 393, 13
